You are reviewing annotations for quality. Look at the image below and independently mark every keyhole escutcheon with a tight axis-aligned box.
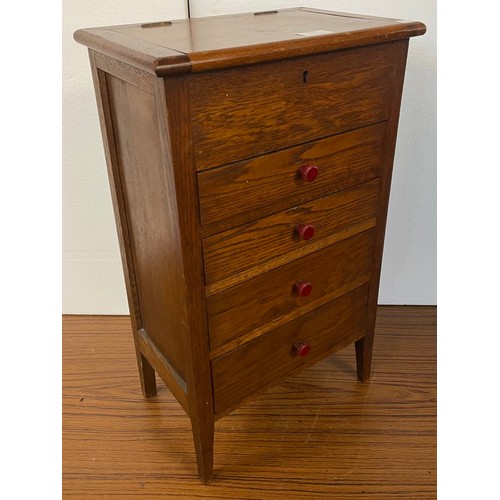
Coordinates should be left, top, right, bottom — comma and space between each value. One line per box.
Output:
303, 70, 309, 84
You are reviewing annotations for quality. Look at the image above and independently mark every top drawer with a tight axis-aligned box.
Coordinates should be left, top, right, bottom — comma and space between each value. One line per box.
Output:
189, 41, 401, 171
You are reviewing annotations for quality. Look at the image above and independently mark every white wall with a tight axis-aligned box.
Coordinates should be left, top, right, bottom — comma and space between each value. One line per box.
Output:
190, 1, 437, 306
63, 1, 187, 314
63, 0, 436, 314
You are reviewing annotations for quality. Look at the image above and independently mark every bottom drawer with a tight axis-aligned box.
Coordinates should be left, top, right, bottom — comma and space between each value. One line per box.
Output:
212, 283, 369, 415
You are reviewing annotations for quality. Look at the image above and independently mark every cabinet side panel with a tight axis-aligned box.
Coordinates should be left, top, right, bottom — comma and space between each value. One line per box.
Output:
106, 74, 187, 379
88, 52, 157, 398
358, 39, 411, 380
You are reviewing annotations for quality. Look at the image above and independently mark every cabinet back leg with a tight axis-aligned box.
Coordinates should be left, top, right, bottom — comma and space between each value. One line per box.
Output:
355, 336, 374, 382
137, 352, 157, 397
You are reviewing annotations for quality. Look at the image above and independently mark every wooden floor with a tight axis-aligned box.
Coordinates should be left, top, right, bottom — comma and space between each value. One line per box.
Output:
63, 306, 436, 499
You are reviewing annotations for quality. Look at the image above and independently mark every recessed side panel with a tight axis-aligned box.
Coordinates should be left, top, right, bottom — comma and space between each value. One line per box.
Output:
106, 74, 187, 379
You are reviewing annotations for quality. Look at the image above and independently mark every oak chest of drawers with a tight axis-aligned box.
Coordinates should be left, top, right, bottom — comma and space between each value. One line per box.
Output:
74, 8, 425, 483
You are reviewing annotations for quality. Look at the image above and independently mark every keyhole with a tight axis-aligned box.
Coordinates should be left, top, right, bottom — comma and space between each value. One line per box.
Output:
303, 70, 309, 84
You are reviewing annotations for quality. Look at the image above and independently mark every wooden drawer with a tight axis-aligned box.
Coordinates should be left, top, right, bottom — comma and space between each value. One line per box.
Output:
190, 42, 400, 171
199, 122, 386, 236
76, 6, 426, 483
212, 283, 369, 415
208, 229, 375, 355
203, 178, 380, 292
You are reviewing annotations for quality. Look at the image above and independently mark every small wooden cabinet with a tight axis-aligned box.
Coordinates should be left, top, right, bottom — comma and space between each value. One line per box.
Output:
74, 8, 425, 483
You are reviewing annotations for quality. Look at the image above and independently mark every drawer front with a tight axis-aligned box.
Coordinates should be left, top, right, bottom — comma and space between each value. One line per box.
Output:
208, 229, 375, 354
203, 178, 380, 290
190, 42, 401, 171
212, 283, 369, 415
199, 122, 386, 236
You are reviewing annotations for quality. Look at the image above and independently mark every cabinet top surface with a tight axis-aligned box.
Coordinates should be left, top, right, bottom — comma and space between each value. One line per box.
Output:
74, 8, 426, 75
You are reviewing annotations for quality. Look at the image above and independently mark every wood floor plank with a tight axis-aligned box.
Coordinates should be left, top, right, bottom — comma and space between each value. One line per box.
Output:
63, 306, 436, 498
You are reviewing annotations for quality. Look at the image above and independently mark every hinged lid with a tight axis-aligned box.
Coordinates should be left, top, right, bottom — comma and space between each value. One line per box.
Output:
74, 7, 426, 75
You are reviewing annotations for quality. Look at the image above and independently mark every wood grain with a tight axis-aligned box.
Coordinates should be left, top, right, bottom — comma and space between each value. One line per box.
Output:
203, 179, 380, 288
207, 229, 375, 354
356, 39, 410, 382
198, 122, 386, 236
136, 329, 189, 414
88, 51, 156, 398
106, 74, 188, 380
190, 43, 399, 170
74, 27, 191, 76
93, 51, 154, 94
75, 9, 425, 75
155, 75, 215, 483
76, 10, 427, 484
212, 284, 369, 415
63, 306, 436, 497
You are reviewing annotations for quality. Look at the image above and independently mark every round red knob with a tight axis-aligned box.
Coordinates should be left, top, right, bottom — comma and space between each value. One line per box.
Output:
293, 342, 311, 357
296, 223, 315, 240
299, 165, 319, 182
294, 280, 312, 297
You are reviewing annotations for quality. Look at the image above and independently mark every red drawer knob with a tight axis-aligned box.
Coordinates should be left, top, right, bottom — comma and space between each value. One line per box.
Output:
293, 342, 311, 357
296, 223, 315, 240
294, 280, 313, 297
299, 164, 319, 182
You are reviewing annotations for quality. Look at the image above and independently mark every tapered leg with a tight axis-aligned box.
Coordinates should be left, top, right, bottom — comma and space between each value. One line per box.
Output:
137, 352, 157, 397
355, 336, 374, 382
191, 414, 214, 483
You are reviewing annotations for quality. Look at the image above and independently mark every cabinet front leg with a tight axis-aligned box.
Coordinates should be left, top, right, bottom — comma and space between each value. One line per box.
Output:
191, 413, 214, 483
355, 336, 374, 382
